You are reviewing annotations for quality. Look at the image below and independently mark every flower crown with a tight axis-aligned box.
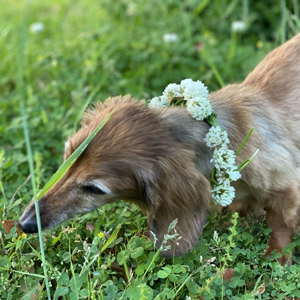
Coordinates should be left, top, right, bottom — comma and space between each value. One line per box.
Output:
149, 79, 257, 206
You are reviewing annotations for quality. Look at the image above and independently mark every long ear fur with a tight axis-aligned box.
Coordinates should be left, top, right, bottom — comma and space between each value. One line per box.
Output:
141, 149, 211, 256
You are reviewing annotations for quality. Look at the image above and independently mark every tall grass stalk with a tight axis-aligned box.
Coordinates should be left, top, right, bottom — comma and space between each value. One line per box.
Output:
17, 2, 51, 298
294, 0, 299, 18
201, 48, 225, 88
280, 0, 286, 43
242, 0, 249, 22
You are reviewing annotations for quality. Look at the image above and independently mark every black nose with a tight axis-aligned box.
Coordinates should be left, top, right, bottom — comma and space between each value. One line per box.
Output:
18, 218, 38, 233
18, 202, 39, 233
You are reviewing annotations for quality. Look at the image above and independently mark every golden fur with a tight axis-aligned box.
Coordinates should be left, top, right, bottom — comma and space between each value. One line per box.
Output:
19, 34, 300, 264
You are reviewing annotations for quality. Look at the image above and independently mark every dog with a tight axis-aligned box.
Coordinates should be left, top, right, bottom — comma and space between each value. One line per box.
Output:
19, 34, 300, 265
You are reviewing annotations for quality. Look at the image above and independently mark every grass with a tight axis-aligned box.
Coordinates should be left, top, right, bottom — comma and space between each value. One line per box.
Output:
1, 0, 300, 299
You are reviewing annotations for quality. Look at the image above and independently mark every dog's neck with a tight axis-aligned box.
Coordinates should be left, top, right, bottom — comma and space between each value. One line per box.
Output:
155, 83, 260, 180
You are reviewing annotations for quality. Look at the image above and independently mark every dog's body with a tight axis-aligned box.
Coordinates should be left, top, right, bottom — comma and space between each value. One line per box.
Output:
19, 34, 300, 265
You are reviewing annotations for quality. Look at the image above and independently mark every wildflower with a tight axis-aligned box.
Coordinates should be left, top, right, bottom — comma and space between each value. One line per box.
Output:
216, 168, 241, 183
211, 184, 235, 206
186, 97, 212, 121
98, 232, 104, 238
256, 40, 264, 49
163, 83, 181, 101
126, 2, 137, 16
180, 79, 209, 100
204, 126, 229, 148
227, 167, 241, 181
149, 95, 168, 108
21, 233, 28, 239
163, 33, 178, 43
213, 145, 236, 170
231, 21, 246, 32
30, 22, 45, 34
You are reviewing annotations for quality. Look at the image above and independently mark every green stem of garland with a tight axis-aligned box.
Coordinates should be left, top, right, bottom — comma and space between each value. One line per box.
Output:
235, 128, 254, 156
238, 149, 259, 172
205, 111, 219, 127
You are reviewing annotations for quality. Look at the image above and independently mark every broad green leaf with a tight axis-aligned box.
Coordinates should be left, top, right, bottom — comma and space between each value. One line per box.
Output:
128, 236, 143, 250
169, 274, 178, 283
157, 267, 171, 279
187, 282, 201, 294
56, 272, 69, 286
126, 286, 139, 299
172, 264, 182, 273
37, 112, 112, 200
80, 289, 89, 297
138, 284, 153, 300
135, 263, 145, 276
53, 287, 69, 299
105, 284, 118, 299
131, 246, 144, 258
117, 250, 130, 265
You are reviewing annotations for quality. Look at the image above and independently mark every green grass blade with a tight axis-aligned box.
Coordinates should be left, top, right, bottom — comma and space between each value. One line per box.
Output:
37, 112, 112, 200
280, 0, 286, 44
0, 268, 45, 279
16, 2, 51, 299
100, 225, 120, 254
235, 128, 254, 156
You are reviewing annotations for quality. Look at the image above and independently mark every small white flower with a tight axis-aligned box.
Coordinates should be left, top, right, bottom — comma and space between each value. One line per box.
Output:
30, 22, 45, 33
211, 184, 235, 206
231, 21, 246, 32
216, 167, 241, 183
186, 297, 192, 300
163, 33, 178, 43
163, 83, 182, 100
180, 79, 209, 100
126, 2, 137, 16
149, 95, 168, 108
213, 145, 236, 170
227, 168, 241, 181
204, 126, 229, 148
186, 97, 212, 121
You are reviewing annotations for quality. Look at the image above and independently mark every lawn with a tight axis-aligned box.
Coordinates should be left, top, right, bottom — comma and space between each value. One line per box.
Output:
1, 0, 300, 299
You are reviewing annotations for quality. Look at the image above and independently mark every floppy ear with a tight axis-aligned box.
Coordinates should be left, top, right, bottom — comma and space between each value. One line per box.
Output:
142, 152, 211, 256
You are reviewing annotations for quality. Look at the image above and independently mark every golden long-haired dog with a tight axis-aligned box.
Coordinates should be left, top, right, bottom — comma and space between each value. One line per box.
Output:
19, 34, 300, 265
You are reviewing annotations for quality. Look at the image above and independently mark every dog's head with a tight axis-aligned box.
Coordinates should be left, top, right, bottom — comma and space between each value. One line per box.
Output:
18, 95, 211, 256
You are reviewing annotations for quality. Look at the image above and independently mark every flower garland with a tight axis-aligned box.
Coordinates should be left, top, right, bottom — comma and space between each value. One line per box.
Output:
149, 79, 256, 206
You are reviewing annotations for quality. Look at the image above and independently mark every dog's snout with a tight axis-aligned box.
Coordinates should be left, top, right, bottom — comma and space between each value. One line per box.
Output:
18, 218, 38, 233
18, 202, 38, 233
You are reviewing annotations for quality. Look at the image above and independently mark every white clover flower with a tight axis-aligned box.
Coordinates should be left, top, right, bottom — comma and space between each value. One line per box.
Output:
231, 21, 246, 32
163, 33, 178, 43
180, 79, 209, 100
213, 145, 236, 170
211, 184, 235, 206
126, 2, 137, 16
163, 83, 182, 101
186, 97, 212, 121
149, 95, 168, 108
227, 168, 241, 181
216, 168, 241, 183
204, 126, 229, 148
30, 22, 45, 34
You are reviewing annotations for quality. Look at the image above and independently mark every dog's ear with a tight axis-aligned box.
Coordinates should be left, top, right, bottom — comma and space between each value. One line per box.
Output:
140, 151, 211, 256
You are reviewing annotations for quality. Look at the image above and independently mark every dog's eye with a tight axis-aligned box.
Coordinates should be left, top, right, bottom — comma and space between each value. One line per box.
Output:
82, 185, 105, 195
